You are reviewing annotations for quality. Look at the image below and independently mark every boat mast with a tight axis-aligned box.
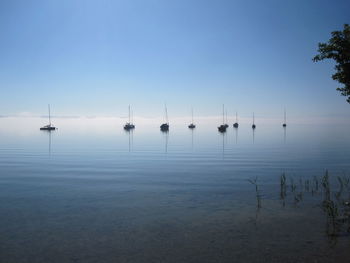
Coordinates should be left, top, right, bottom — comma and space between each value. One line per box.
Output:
48, 104, 51, 126
222, 104, 224, 125
165, 104, 168, 124
284, 108, 286, 124
191, 107, 194, 124
128, 105, 131, 123
253, 112, 255, 125
236, 112, 238, 122
131, 108, 134, 124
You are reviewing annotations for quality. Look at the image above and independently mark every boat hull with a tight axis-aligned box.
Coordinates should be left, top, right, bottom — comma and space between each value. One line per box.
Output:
40, 127, 56, 131
218, 125, 226, 133
124, 124, 135, 130
160, 123, 169, 131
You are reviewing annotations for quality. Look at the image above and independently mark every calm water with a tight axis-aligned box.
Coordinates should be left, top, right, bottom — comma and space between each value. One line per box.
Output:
1, 117, 350, 262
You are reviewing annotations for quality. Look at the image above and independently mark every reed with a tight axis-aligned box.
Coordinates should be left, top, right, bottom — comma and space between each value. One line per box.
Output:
293, 191, 303, 205
337, 175, 350, 192
313, 176, 319, 192
319, 171, 350, 237
248, 177, 262, 208
305, 179, 310, 192
337, 176, 344, 192
322, 200, 340, 236
322, 170, 331, 201
280, 173, 287, 202
280, 173, 286, 189
290, 177, 297, 192
247, 171, 350, 238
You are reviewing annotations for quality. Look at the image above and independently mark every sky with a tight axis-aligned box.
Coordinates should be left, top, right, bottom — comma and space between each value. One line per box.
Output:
0, 0, 349, 121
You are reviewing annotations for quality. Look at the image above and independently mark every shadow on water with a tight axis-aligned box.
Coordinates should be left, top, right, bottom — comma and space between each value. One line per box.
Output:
124, 129, 134, 152
218, 132, 226, 159
252, 128, 255, 144
283, 126, 287, 144
234, 126, 238, 144
161, 130, 169, 154
41, 129, 53, 156
190, 128, 194, 151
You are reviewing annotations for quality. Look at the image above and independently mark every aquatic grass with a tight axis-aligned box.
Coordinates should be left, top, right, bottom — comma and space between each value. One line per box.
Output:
319, 171, 350, 237
290, 177, 297, 192
341, 173, 350, 189
305, 179, 310, 192
323, 200, 340, 236
337, 175, 350, 194
248, 177, 262, 208
247, 171, 350, 239
280, 173, 287, 205
313, 176, 319, 192
334, 190, 343, 203
337, 176, 344, 192
293, 191, 303, 205
322, 170, 331, 202
280, 173, 286, 189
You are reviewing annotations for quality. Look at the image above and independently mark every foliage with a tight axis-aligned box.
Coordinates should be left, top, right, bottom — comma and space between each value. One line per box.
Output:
313, 24, 350, 103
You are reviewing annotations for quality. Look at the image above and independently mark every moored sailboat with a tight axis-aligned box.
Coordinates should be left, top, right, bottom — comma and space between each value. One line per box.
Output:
40, 104, 56, 131
282, 109, 287, 127
252, 112, 256, 129
160, 105, 169, 131
233, 112, 239, 128
188, 107, 196, 129
124, 105, 135, 130
218, 104, 227, 133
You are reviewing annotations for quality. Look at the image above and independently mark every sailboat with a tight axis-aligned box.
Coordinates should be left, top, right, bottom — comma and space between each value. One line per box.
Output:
188, 107, 196, 129
40, 104, 56, 131
218, 104, 227, 133
282, 109, 287, 127
160, 105, 169, 131
233, 112, 239, 128
124, 105, 135, 130
252, 112, 256, 129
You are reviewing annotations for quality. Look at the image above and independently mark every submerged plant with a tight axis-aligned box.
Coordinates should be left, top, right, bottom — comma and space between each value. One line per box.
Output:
322, 170, 331, 202
337, 175, 350, 193
342, 175, 350, 190
338, 176, 345, 192
290, 177, 297, 192
305, 179, 310, 192
280, 173, 287, 204
248, 171, 350, 240
313, 176, 319, 193
319, 171, 350, 238
280, 173, 287, 189
323, 200, 340, 236
293, 191, 303, 205
248, 177, 262, 208
248, 170, 350, 240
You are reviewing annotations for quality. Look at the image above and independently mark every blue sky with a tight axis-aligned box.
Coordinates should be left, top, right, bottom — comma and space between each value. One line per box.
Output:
0, 0, 349, 120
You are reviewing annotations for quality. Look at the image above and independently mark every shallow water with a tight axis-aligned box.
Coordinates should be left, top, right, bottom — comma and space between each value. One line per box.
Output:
1, 117, 350, 262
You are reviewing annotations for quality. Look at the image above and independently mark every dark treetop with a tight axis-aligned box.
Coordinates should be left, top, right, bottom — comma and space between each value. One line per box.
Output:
313, 24, 350, 103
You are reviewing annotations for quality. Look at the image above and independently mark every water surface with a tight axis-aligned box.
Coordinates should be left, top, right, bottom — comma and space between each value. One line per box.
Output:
1, 117, 350, 262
